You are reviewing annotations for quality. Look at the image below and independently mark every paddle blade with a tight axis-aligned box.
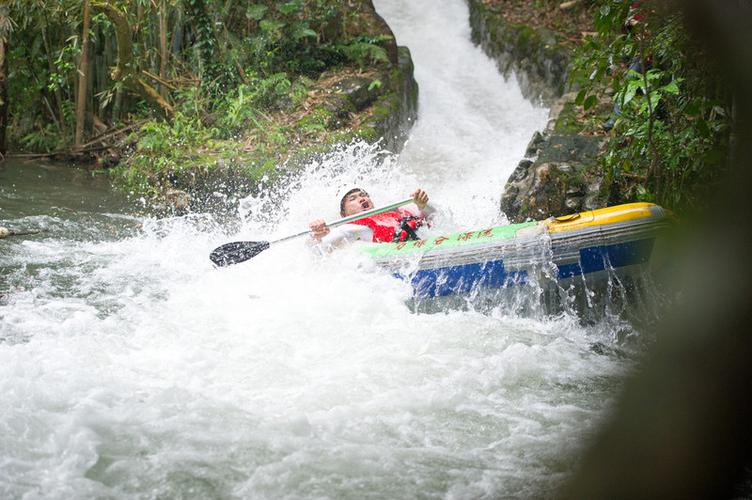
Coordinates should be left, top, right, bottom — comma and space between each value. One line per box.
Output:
209, 241, 271, 267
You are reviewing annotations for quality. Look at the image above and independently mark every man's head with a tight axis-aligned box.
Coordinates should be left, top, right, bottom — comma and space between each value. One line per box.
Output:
340, 188, 374, 217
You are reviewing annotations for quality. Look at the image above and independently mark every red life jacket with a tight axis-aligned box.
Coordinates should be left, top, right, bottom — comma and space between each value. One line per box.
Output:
349, 209, 424, 243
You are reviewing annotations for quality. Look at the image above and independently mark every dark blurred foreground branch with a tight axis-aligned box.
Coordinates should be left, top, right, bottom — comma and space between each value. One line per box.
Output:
558, 0, 752, 498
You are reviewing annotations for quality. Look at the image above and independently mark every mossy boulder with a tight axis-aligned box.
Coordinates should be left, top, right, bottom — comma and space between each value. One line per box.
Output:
467, 0, 571, 105
501, 95, 606, 222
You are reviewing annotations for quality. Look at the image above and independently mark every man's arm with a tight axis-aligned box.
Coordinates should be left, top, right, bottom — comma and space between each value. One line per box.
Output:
307, 221, 373, 251
404, 188, 436, 218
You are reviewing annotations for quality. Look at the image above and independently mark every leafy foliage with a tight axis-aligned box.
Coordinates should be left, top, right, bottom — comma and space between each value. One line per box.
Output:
20, 124, 61, 152
569, 0, 731, 210
136, 112, 216, 156
335, 35, 390, 68
5, 0, 393, 153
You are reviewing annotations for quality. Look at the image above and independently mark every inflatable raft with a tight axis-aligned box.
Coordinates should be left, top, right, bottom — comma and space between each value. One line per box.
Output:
360, 203, 672, 308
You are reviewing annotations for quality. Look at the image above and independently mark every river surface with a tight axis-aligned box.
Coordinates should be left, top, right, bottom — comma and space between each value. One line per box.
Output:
1, 0, 646, 498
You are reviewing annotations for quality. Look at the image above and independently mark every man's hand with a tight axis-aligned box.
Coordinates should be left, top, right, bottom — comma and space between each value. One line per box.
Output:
411, 189, 429, 210
309, 219, 330, 241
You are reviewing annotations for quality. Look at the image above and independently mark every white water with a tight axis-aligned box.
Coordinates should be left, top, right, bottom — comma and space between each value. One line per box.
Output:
0, 1, 639, 498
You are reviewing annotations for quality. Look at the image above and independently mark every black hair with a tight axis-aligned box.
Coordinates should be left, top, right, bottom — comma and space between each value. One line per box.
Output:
339, 188, 368, 216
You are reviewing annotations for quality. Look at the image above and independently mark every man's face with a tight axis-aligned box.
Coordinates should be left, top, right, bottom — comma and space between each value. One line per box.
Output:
341, 190, 374, 216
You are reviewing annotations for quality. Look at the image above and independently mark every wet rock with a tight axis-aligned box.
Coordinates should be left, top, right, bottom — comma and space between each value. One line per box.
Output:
525, 131, 545, 157
164, 188, 191, 215
500, 86, 609, 222
510, 159, 533, 182
467, 0, 571, 105
333, 76, 383, 111
501, 94, 606, 224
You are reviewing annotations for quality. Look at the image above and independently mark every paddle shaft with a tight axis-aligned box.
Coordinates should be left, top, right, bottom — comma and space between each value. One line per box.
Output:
269, 197, 415, 245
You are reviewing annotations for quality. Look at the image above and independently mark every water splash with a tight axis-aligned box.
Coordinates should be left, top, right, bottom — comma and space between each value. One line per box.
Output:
0, 0, 659, 498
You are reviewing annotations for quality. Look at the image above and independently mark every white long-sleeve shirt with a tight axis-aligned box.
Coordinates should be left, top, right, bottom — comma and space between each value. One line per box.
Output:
309, 202, 437, 251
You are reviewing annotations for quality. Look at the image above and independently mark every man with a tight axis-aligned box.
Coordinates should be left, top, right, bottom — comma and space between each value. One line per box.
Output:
308, 188, 435, 248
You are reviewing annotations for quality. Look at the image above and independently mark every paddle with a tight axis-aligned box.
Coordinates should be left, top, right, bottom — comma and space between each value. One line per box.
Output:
209, 197, 415, 267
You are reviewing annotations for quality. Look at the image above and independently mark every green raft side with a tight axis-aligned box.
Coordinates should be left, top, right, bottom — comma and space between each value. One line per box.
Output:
360, 221, 539, 258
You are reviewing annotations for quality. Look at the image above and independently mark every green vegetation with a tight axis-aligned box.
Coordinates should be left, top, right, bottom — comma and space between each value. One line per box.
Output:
570, 0, 731, 211
1, 0, 400, 200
